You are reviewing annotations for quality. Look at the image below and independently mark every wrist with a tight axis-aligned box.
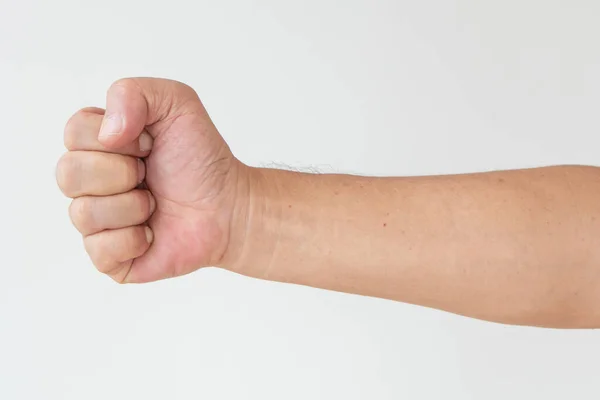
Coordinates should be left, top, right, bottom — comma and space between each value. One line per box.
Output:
217, 165, 284, 276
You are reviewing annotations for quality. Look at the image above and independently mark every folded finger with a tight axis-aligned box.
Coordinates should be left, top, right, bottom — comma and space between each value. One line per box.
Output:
84, 225, 154, 282
69, 190, 156, 236
56, 151, 145, 198
65, 108, 153, 156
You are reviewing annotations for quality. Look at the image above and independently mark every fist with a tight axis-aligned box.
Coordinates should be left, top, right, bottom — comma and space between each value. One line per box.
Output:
56, 78, 248, 283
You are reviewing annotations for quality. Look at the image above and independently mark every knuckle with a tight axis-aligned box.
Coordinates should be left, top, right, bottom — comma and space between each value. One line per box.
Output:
87, 152, 103, 171
93, 152, 126, 181
112, 77, 133, 87
63, 114, 79, 150
56, 152, 79, 197
84, 237, 113, 274
173, 80, 198, 98
94, 257, 115, 274
69, 197, 94, 234
64, 108, 102, 150
111, 78, 140, 95
79, 107, 105, 115
87, 152, 137, 191
169, 81, 200, 107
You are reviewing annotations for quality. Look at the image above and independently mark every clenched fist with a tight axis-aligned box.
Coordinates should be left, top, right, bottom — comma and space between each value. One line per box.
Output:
56, 78, 250, 283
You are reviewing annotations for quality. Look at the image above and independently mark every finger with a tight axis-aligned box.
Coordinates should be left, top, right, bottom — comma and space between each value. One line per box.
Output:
123, 216, 188, 284
65, 108, 153, 156
56, 151, 145, 198
69, 190, 156, 236
97, 77, 207, 148
84, 225, 154, 282
79, 107, 105, 115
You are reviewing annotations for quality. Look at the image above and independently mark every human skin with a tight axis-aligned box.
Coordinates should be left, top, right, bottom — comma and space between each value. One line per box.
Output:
56, 78, 600, 329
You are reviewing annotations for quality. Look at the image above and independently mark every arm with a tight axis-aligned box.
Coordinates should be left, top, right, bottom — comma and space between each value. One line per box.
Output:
57, 78, 600, 329
224, 165, 600, 328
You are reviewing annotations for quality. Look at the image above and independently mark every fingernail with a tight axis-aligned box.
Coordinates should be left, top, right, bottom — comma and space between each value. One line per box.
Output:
139, 132, 153, 152
98, 113, 123, 139
138, 159, 146, 183
144, 226, 154, 243
147, 191, 156, 214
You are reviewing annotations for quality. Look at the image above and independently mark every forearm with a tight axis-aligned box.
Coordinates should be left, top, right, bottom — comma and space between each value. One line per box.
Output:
224, 165, 600, 328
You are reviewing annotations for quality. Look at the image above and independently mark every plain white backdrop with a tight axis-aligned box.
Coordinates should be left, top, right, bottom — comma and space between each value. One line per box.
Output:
1, 0, 600, 398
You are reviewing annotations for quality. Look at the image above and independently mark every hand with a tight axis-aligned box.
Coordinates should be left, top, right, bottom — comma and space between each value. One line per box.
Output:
56, 78, 249, 283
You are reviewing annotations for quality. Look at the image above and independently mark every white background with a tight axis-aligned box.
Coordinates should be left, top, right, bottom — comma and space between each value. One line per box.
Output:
1, 0, 600, 398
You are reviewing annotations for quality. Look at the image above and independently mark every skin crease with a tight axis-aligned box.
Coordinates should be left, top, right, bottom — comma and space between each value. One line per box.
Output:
57, 77, 600, 329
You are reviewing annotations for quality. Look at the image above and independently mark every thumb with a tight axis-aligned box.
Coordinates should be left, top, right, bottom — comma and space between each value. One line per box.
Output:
97, 77, 203, 148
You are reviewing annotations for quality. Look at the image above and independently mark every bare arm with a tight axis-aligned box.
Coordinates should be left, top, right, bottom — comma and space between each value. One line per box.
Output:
58, 78, 600, 329
224, 165, 600, 328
